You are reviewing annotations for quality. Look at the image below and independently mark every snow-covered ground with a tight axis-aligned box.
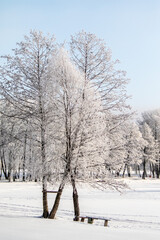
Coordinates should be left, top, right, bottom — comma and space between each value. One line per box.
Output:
0, 179, 160, 240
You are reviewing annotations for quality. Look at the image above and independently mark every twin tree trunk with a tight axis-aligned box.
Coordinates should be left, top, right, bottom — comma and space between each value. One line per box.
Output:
49, 177, 80, 220
48, 102, 80, 220
42, 88, 80, 219
48, 159, 70, 219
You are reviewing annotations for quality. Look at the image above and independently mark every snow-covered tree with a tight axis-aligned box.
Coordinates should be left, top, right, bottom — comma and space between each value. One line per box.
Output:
45, 48, 109, 219
140, 123, 156, 179
0, 101, 24, 181
0, 30, 56, 218
139, 110, 160, 178
122, 123, 145, 177
70, 31, 131, 118
0, 30, 132, 221
70, 31, 132, 177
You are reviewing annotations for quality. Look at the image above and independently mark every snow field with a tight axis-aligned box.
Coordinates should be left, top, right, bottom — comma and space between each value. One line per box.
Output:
0, 179, 160, 240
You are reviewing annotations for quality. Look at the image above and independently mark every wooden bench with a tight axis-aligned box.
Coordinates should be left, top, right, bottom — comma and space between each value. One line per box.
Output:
42, 190, 59, 193
79, 216, 110, 227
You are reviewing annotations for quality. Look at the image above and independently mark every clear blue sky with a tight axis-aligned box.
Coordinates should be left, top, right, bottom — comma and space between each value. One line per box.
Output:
1, 0, 160, 112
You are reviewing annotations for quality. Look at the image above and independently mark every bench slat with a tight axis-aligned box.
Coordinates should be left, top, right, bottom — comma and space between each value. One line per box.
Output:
79, 216, 110, 221
79, 216, 110, 227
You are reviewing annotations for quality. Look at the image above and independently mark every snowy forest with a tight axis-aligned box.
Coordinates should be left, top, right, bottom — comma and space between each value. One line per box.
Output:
0, 30, 160, 220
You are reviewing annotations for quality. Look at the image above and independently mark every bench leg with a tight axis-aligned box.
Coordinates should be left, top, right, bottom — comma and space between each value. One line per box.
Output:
104, 220, 108, 227
88, 217, 94, 224
81, 217, 85, 222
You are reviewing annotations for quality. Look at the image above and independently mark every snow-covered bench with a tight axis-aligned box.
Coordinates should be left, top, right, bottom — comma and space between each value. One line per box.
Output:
78, 216, 110, 227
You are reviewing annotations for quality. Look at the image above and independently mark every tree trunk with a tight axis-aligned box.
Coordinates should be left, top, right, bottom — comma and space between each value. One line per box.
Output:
8, 150, 12, 182
49, 183, 64, 219
0, 149, 8, 180
41, 126, 49, 218
37, 47, 49, 218
138, 165, 141, 177
71, 175, 80, 221
134, 164, 138, 175
142, 158, 147, 179
48, 93, 72, 219
23, 130, 27, 182
42, 177, 49, 218
40, 123, 49, 217
155, 161, 160, 178
49, 157, 71, 219
18, 164, 21, 180
127, 165, 131, 177
13, 171, 16, 181
152, 163, 155, 178
122, 164, 127, 177
28, 138, 33, 181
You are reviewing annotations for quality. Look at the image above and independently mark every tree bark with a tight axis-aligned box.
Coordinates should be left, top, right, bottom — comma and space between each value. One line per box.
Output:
138, 165, 141, 177
38, 63, 49, 218
41, 119, 49, 218
142, 158, 147, 179
127, 165, 131, 177
23, 130, 27, 182
49, 183, 64, 219
49, 160, 71, 219
0, 149, 8, 180
8, 151, 12, 182
42, 177, 49, 218
122, 164, 127, 177
142, 147, 147, 179
155, 161, 160, 178
71, 175, 80, 221
152, 163, 155, 178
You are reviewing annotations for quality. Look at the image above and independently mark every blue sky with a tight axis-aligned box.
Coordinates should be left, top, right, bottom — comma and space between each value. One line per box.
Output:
1, 0, 160, 112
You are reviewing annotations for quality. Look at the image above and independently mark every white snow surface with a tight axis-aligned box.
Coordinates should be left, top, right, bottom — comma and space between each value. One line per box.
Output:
0, 179, 160, 240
